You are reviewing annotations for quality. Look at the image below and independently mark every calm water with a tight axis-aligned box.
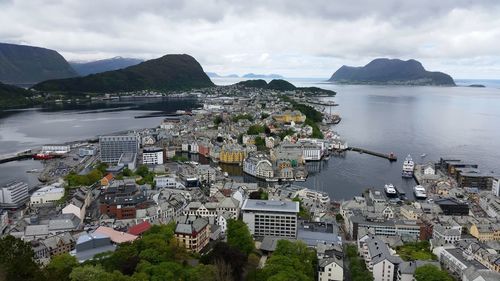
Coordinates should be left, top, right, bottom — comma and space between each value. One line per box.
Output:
1, 80, 499, 200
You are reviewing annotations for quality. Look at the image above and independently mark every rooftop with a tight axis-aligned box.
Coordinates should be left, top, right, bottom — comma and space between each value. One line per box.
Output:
242, 199, 299, 213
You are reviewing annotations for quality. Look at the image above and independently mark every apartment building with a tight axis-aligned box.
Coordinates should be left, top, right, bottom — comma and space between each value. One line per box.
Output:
99, 135, 139, 163
242, 199, 299, 238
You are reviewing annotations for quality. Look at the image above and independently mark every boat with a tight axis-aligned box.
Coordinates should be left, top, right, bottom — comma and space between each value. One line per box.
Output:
33, 153, 55, 160
413, 185, 427, 200
395, 186, 407, 200
420, 153, 427, 158
384, 184, 397, 197
402, 154, 415, 177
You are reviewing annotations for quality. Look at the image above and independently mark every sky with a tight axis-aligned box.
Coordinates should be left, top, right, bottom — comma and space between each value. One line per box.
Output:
1, 0, 500, 79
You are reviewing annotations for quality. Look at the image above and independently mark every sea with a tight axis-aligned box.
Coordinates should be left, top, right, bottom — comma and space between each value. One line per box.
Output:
1, 78, 499, 200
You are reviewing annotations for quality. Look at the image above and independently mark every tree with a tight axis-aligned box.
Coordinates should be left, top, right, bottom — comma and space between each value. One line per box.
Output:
415, 265, 453, 281
187, 264, 216, 281
260, 240, 316, 281
335, 213, 344, 222
247, 125, 265, 135
135, 165, 149, 178
0, 235, 43, 281
44, 253, 78, 281
227, 219, 255, 256
207, 242, 247, 281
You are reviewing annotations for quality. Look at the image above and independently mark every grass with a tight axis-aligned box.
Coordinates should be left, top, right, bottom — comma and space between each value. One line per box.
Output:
395, 241, 437, 261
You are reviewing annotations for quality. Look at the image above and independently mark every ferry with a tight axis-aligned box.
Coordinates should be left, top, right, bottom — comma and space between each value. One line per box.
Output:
384, 184, 397, 197
402, 154, 415, 177
33, 153, 56, 160
413, 185, 428, 200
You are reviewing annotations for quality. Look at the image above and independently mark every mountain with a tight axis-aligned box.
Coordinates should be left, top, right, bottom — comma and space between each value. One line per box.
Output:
242, 73, 284, 79
70, 57, 143, 76
0, 42, 77, 85
328, 58, 455, 86
267, 79, 296, 91
33, 54, 214, 93
206, 72, 239, 78
0, 82, 34, 108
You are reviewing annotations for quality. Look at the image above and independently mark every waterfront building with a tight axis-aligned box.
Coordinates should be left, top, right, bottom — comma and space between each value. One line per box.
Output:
219, 144, 246, 164
242, 199, 299, 238
492, 177, 500, 197
301, 142, 323, 161
99, 179, 148, 219
174, 216, 210, 253
41, 145, 71, 154
99, 135, 139, 163
30, 183, 65, 206
243, 154, 274, 179
0, 181, 29, 209
271, 142, 304, 165
142, 147, 164, 165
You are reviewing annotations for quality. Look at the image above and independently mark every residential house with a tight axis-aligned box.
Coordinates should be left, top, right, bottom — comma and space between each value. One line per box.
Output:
174, 216, 210, 253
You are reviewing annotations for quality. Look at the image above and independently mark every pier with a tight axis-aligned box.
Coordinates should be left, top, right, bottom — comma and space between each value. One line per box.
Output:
347, 147, 397, 161
0, 151, 34, 164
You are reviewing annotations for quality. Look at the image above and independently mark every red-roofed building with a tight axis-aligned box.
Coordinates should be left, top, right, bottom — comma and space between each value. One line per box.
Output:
127, 221, 152, 236
100, 173, 114, 187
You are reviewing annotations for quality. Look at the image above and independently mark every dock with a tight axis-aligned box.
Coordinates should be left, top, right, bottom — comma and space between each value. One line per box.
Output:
347, 147, 397, 161
0, 150, 35, 164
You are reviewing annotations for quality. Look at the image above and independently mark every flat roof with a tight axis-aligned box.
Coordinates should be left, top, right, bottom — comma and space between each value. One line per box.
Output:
242, 199, 299, 213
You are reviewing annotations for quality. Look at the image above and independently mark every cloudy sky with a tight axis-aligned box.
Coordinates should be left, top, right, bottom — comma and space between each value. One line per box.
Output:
1, 0, 500, 78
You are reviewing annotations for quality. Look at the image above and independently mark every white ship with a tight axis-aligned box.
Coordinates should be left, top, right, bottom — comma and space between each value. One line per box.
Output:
413, 185, 427, 200
384, 184, 397, 197
402, 154, 415, 178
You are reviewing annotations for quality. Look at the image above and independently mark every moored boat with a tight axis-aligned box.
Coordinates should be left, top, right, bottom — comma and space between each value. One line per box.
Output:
413, 185, 427, 200
402, 154, 414, 177
384, 184, 397, 197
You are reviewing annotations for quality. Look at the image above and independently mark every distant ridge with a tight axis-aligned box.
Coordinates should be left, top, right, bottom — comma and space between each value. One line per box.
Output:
328, 58, 455, 86
70, 57, 143, 76
33, 54, 214, 93
242, 73, 284, 79
0, 42, 77, 85
206, 72, 239, 78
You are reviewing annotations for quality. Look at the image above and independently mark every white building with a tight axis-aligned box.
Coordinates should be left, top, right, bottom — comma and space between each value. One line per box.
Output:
30, 183, 65, 205
432, 223, 462, 244
318, 256, 343, 281
154, 175, 185, 189
217, 212, 232, 233
301, 143, 322, 161
42, 145, 71, 154
0, 181, 29, 209
142, 147, 164, 165
243, 154, 274, 179
78, 147, 95, 157
241, 199, 299, 238
423, 164, 436, 175
492, 177, 500, 197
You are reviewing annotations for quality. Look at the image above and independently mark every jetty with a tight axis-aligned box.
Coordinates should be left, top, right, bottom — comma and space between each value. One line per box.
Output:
347, 147, 397, 161
0, 150, 35, 164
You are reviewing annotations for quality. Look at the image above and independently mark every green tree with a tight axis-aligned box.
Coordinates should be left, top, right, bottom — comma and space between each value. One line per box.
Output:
214, 115, 223, 126
44, 253, 78, 281
415, 265, 453, 281
227, 219, 255, 256
187, 264, 216, 281
247, 125, 265, 135
335, 213, 344, 222
260, 240, 316, 281
122, 167, 133, 177
0, 235, 43, 281
135, 165, 149, 178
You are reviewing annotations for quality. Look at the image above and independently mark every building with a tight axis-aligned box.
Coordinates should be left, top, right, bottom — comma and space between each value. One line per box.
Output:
272, 110, 306, 123
38, 232, 76, 258
301, 143, 322, 161
435, 198, 469, 216
99, 180, 148, 219
71, 232, 116, 263
78, 146, 95, 157
100, 173, 114, 187
99, 135, 139, 163
30, 183, 65, 206
154, 175, 184, 189
470, 223, 500, 241
318, 255, 344, 281
359, 236, 403, 281
42, 145, 71, 154
117, 152, 137, 170
397, 261, 440, 281
347, 216, 422, 240
0, 181, 29, 209
271, 142, 304, 165
0, 209, 8, 233
242, 199, 299, 238
94, 226, 138, 244
62, 188, 91, 221
142, 147, 164, 165
432, 223, 462, 245
243, 154, 274, 180
219, 144, 246, 164
436, 246, 488, 277
462, 267, 500, 281
174, 216, 210, 253
492, 177, 500, 197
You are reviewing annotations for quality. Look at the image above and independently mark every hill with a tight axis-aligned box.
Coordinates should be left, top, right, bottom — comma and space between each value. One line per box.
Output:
0, 42, 77, 85
328, 58, 455, 86
242, 73, 284, 79
206, 72, 239, 78
70, 56, 143, 76
33, 54, 214, 93
236, 79, 336, 96
0, 82, 34, 108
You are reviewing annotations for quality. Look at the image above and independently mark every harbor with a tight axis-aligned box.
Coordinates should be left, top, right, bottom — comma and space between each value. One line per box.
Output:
346, 146, 397, 161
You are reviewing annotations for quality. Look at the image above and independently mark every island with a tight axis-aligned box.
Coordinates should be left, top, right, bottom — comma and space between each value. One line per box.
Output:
328, 58, 456, 86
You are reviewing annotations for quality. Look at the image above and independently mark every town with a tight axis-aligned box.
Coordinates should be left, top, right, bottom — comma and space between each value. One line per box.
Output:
1, 83, 499, 281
